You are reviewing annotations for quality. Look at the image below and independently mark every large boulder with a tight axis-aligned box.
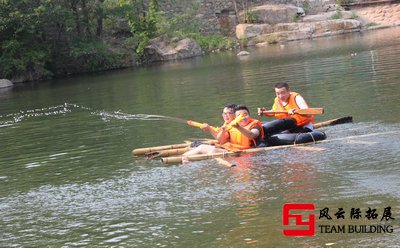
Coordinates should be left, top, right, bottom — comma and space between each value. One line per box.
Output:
250, 29, 312, 45
243, 19, 361, 45
302, 10, 355, 22
236, 24, 273, 39
0, 79, 13, 88
238, 4, 300, 25
298, 0, 339, 15
144, 37, 203, 63
312, 19, 361, 37
274, 23, 314, 40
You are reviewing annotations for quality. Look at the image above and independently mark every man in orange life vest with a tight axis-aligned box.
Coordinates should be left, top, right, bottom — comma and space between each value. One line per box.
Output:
182, 105, 264, 163
258, 82, 314, 133
200, 104, 237, 139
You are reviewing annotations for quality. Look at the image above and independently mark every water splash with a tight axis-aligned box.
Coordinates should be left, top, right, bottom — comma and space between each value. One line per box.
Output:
0, 103, 76, 127
0, 103, 187, 128
97, 111, 187, 123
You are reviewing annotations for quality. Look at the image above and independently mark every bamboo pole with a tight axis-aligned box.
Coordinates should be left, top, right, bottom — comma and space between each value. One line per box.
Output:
162, 151, 240, 164
291, 146, 326, 151
132, 143, 189, 155
132, 140, 217, 155
313, 116, 352, 128
144, 147, 190, 159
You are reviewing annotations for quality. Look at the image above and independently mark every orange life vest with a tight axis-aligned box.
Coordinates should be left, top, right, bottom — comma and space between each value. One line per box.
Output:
214, 120, 231, 133
222, 118, 264, 151
273, 92, 314, 127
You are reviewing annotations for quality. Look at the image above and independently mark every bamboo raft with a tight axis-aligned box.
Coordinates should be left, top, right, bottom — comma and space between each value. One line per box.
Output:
132, 116, 354, 164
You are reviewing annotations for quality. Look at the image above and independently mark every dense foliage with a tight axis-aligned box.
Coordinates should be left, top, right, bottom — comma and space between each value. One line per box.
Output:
0, 0, 235, 82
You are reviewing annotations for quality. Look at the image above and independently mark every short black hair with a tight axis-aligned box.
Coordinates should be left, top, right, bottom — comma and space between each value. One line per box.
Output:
224, 103, 237, 110
234, 104, 250, 114
274, 82, 290, 90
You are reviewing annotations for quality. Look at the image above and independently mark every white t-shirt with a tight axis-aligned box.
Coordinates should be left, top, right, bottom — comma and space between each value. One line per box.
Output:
281, 95, 314, 130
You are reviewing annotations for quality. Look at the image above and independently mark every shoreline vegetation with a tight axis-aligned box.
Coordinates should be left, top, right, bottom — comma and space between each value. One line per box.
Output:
0, 0, 399, 85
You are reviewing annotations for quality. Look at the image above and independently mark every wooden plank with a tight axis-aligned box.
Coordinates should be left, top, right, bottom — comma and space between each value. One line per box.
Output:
262, 108, 324, 115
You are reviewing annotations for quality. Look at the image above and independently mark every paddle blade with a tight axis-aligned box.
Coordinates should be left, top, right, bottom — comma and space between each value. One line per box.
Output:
296, 108, 324, 115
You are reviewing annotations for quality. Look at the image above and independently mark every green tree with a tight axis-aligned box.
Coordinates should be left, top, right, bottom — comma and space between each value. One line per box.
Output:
0, 0, 234, 81
147, 0, 159, 37
0, 0, 118, 79
0, 0, 50, 80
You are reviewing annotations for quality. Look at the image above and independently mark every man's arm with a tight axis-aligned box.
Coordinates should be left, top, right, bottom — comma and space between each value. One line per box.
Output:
258, 102, 279, 117
216, 128, 230, 144
233, 125, 260, 140
201, 124, 218, 139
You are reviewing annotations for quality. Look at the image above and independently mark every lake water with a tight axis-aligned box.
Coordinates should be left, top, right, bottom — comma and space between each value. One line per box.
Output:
1, 27, 400, 247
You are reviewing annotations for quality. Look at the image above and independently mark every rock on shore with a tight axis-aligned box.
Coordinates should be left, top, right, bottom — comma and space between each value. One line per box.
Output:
143, 37, 203, 63
237, 4, 300, 24
140, 3, 399, 61
0, 79, 13, 88
236, 4, 363, 46
352, 3, 400, 27
237, 19, 361, 45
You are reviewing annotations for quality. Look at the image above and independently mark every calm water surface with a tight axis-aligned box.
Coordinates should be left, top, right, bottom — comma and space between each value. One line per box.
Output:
1, 27, 400, 247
